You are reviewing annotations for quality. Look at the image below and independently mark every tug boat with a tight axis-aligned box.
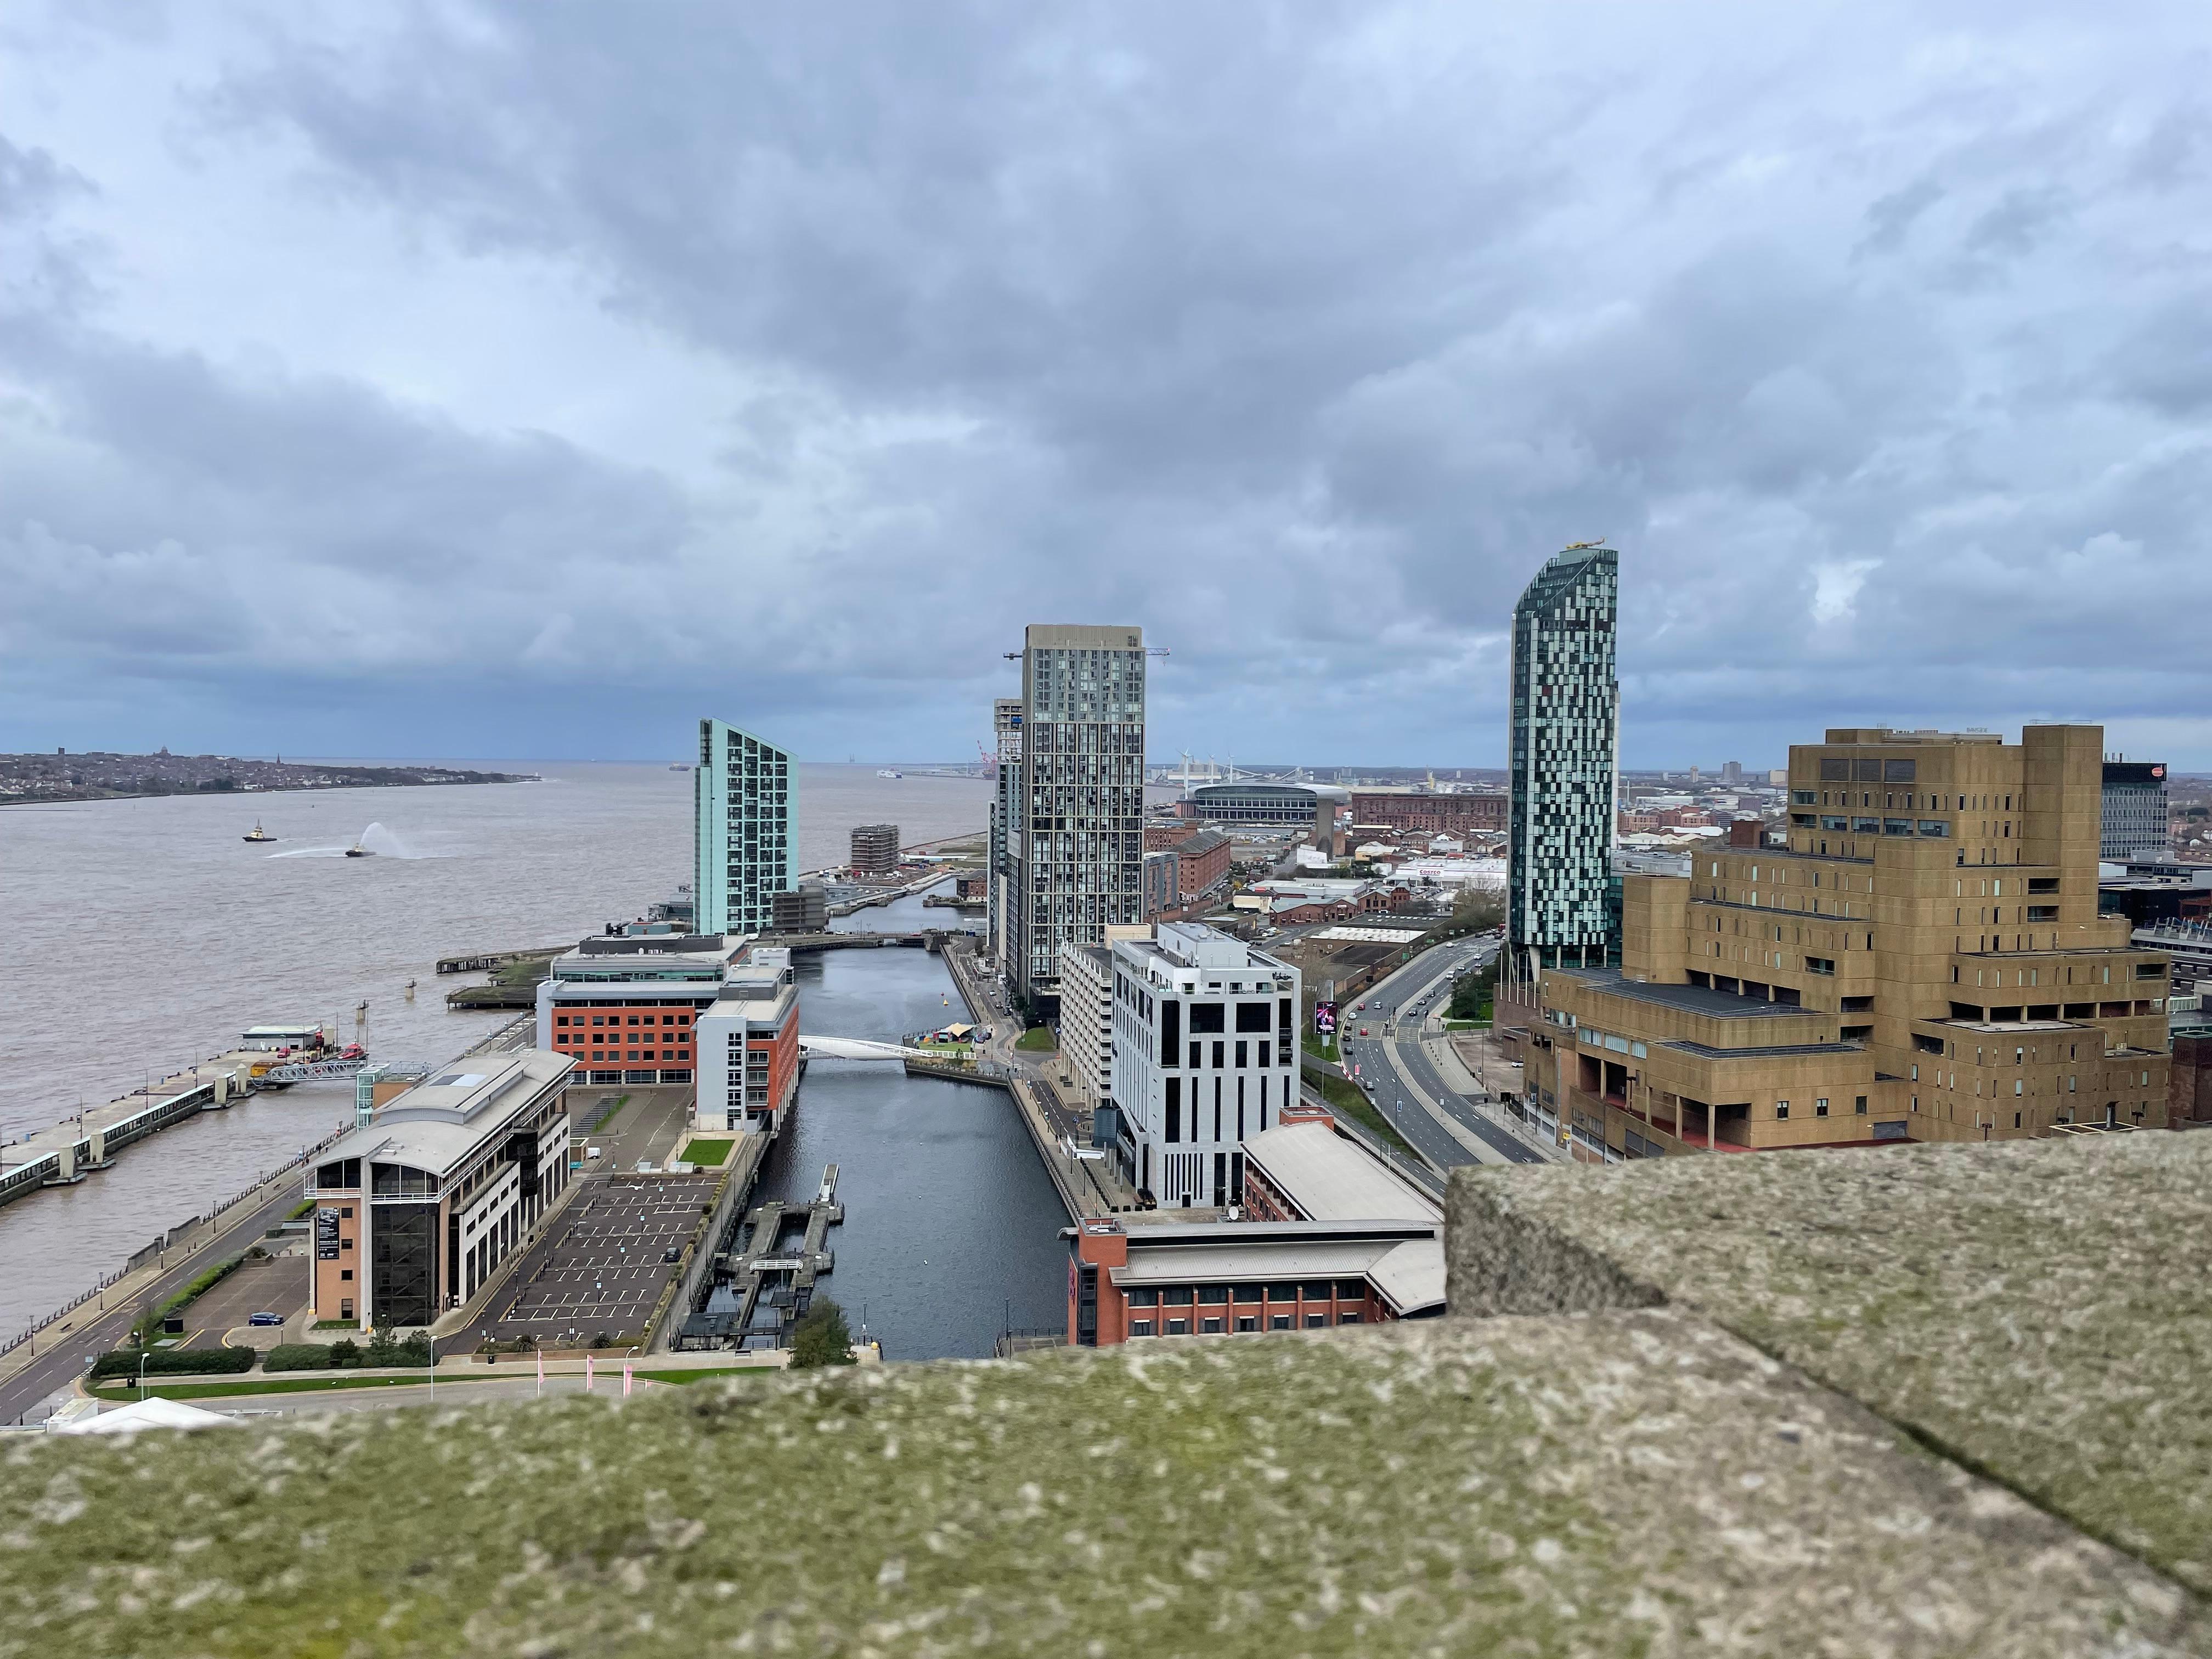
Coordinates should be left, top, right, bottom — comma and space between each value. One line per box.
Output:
242, 822, 275, 843
345, 842, 374, 857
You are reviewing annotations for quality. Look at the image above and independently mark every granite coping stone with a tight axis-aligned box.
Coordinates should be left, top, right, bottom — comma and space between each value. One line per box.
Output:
1448, 1130, 2212, 1598
3, 1313, 2205, 1657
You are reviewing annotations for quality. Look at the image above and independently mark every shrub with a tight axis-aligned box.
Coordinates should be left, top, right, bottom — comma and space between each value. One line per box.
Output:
91, 1344, 255, 1381
329, 1338, 360, 1366
263, 1344, 337, 1373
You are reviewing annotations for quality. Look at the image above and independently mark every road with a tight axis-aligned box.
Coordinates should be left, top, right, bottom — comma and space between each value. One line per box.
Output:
1335, 935, 1551, 1168
0, 1176, 309, 1425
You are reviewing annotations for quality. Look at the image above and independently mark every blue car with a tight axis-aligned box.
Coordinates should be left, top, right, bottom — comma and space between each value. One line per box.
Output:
247, 1312, 284, 1327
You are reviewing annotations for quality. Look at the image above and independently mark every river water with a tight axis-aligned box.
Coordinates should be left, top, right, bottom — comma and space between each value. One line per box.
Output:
0, 762, 1000, 1335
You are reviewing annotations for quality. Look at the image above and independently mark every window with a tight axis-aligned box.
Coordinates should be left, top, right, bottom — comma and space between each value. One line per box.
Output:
1198, 1285, 1229, 1305
1233, 1284, 1261, 1303
1339, 1312, 1362, 1324
1300, 1282, 1332, 1300
1126, 1287, 1158, 1307
340, 1268, 353, 1281
1189, 1002, 1226, 1034
1268, 1284, 1299, 1301
1855, 1096, 1868, 1114
1271, 1314, 1293, 1330
1166, 1319, 1188, 1336
1130, 1320, 1155, 1338
1235, 1002, 1271, 1033
1304, 1313, 1327, 1329
2028, 906, 2058, 922
1775, 1101, 1790, 1120
1917, 820, 1949, 838
1805, 956, 1836, 975
1200, 1317, 1224, 1334
1815, 1098, 1830, 1117
1235, 1316, 1258, 1333
1163, 1286, 1193, 1306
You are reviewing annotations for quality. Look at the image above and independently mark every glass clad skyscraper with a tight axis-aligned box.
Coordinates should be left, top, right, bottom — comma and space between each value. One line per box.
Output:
1006, 625, 1147, 1003
695, 717, 798, 934
1507, 545, 1620, 981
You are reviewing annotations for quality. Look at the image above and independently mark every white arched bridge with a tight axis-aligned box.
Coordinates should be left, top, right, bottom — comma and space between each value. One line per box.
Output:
797, 1035, 943, 1062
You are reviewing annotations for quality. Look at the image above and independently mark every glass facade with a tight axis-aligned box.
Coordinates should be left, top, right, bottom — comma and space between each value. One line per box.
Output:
1508, 545, 1620, 974
1009, 627, 1147, 1001
2101, 762, 2168, 860
695, 718, 797, 934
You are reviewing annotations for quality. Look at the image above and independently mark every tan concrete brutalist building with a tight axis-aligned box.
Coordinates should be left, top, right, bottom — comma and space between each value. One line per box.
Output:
1513, 725, 2174, 1155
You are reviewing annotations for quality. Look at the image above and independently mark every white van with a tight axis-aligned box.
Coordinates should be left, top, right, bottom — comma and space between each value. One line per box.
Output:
585, 1145, 603, 1160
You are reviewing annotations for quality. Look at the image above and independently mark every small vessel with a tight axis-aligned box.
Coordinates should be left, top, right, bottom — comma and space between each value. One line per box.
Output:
877, 769, 904, 779
668, 763, 691, 771
242, 822, 275, 843
345, 842, 374, 857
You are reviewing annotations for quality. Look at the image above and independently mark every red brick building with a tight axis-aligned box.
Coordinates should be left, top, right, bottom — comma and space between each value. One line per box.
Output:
1066, 1116, 1443, 1345
1349, 791, 1507, 837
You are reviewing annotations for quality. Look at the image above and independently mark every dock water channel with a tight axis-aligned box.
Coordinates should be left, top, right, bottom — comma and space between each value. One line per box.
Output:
703, 922, 1068, 1361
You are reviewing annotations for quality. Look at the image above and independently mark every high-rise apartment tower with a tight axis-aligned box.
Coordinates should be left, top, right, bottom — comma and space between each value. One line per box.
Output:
1004, 625, 1147, 1003
1507, 544, 1621, 983
694, 718, 798, 935
849, 822, 900, 874
2101, 760, 2168, 861
988, 696, 1025, 970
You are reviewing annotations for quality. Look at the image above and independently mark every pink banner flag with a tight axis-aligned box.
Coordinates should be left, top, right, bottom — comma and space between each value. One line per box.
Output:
622, 1360, 634, 1398
585, 1353, 595, 1392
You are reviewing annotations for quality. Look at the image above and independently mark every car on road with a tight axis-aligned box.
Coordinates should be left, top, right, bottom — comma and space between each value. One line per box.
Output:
661, 1246, 681, 1263
1359, 1026, 1369, 1036
247, 1311, 283, 1327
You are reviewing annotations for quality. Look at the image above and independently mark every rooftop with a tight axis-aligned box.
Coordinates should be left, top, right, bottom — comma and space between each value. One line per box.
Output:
1243, 1120, 1441, 1225
315, 1051, 572, 1178
1555, 967, 1817, 1022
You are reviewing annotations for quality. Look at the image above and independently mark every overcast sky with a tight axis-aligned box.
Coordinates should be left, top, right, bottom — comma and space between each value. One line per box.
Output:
4, 3, 2209, 769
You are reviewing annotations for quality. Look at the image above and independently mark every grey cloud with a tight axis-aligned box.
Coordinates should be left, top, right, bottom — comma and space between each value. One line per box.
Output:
5, 3, 2212, 764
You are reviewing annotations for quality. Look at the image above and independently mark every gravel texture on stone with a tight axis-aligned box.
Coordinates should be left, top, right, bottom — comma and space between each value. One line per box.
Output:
4, 1313, 2205, 1657
1449, 1131, 2212, 1597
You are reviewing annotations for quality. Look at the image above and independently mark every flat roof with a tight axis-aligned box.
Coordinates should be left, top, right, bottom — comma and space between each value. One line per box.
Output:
1243, 1122, 1441, 1224
317, 1049, 573, 1178
1559, 968, 1812, 1022
1110, 1232, 1444, 1317
1664, 1040, 1865, 1059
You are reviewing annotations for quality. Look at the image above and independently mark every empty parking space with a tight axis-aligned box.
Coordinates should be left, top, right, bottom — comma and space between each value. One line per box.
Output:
471, 1176, 718, 1348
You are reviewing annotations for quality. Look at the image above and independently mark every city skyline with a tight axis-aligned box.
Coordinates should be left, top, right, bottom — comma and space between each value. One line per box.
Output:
5, 7, 2212, 767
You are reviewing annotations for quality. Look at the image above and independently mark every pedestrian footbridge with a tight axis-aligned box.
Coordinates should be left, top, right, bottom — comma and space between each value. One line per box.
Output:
797, 1036, 939, 1062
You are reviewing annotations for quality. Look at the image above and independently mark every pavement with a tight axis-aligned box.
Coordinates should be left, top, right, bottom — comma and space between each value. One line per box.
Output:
574, 1086, 695, 1172
1333, 935, 1556, 1169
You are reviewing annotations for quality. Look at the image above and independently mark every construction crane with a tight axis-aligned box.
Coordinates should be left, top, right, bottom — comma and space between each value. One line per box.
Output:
1562, 538, 1610, 551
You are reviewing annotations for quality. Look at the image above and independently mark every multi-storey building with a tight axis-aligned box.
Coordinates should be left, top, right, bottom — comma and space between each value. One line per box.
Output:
1057, 941, 1116, 1114
988, 696, 1025, 972
535, 933, 751, 1086
2102, 761, 2169, 860
1065, 1111, 1443, 1345
695, 950, 800, 1135
1141, 828, 1233, 921
1506, 545, 1620, 984
695, 718, 797, 934
1513, 725, 2173, 1160
306, 1051, 575, 1329
1349, 789, 1508, 838
1005, 625, 1147, 1003
769, 884, 827, 933
849, 823, 900, 874
1109, 921, 1300, 1206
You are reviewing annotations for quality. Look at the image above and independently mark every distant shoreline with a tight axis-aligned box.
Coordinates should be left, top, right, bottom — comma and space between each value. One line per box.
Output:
0, 753, 538, 808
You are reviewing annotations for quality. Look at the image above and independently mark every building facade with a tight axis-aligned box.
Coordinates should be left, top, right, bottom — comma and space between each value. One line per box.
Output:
1513, 725, 2174, 1161
1184, 781, 1351, 830
695, 717, 798, 935
306, 1052, 575, 1329
695, 951, 800, 1134
1057, 941, 1116, 1114
1005, 625, 1148, 1003
1109, 921, 1300, 1206
535, 934, 752, 1086
850, 822, 900, 874
1507, 545, 1620, 981
769, 884, 827, 933
988, 696, 1025, 973
1349, 789, 1508, 838
2102, 761, 2169, 861
1141, 827, 1233, 921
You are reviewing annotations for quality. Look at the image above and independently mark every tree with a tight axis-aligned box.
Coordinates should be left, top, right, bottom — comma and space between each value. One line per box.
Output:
329, 1338, 360, 1367
1451, 887, 1505, 934
789, 1297, 856, 1369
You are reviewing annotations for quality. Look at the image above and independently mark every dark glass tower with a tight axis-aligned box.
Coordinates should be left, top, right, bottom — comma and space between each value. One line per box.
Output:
1508, 544, 1620, 981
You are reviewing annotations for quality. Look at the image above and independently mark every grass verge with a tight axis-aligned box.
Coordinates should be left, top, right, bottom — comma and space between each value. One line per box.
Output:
1014, 1026, 1057, 1053
677, 1137, 735, 1168
633, 1367, 777, 1386
1310, 1073, 1420, 1161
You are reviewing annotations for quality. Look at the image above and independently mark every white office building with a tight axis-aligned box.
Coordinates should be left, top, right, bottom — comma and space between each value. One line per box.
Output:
1109, 921, 1301, 1209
